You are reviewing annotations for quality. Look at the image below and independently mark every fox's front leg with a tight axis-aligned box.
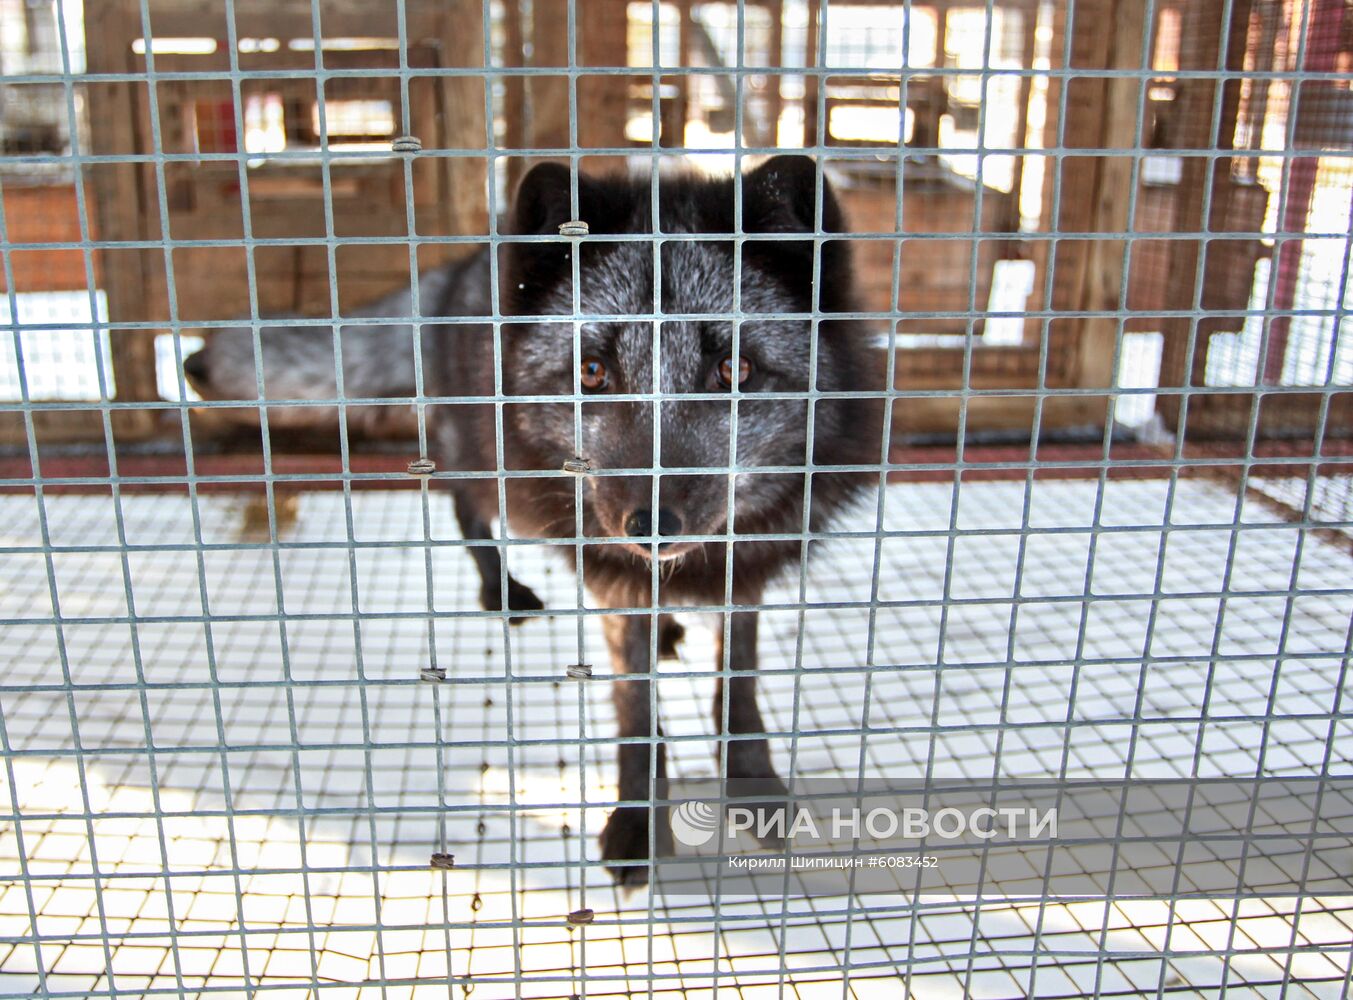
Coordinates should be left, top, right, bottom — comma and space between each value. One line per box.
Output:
714, 609, 789, 845
598, 613, 674, 886
450, 485, 544, 623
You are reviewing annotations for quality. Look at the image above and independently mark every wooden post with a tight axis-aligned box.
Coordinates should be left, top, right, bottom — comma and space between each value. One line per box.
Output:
578, 0, 632, 152
765, 0, 784, 146
85, 0, 158, 442
668, 0, 695, 147
1155, 0, 1252, 429
1240, 0, 1282, 174
1003, 2, 1039, 237
1025, 0, 1065, 324
1028, 0, 1150, 431
440, 0, 490, 240
503, 0, 528, 192
528, 0, 571, 153
1069, 0, 1150, 400
803, 0, 821, 145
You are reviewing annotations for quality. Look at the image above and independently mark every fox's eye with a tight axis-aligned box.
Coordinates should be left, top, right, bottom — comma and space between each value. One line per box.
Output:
580, 356, 609, 392
717, 354, 751, 389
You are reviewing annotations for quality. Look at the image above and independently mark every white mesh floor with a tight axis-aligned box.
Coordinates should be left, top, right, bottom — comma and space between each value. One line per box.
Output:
1, 478, 1350, 998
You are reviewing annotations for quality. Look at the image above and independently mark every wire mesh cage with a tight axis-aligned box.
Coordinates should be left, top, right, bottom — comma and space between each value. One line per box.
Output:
0, 0, 1350, 996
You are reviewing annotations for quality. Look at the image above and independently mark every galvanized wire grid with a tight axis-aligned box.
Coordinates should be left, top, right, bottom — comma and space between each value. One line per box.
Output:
0, 0, 1351, 997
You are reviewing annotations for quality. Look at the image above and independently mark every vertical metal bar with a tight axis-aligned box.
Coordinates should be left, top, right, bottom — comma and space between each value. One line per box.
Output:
1021, 2, 1082, 990
839, 1, 914, 982
564, 1, 593, 990
1147, 0, 1253, 993
303, 2, 393, 994
646, 0, 666, 986
480, 1, 529, 991
0, 175, 56, 1000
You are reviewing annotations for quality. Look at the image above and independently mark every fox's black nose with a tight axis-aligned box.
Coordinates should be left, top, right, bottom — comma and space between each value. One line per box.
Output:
183, 349, 210, 385
624, 507, 683, 538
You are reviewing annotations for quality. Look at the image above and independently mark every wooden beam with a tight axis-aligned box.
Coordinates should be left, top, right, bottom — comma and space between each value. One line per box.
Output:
1003, 4, 1040, 237
1155, 0, 1253, 430
804, 0, 821, 145
0, 409, 116, 448
765, 0, 784, 146
1071, 0, 1150, 398
529, 0, 572, 153
1036, 0, 1161, 438
1025, 0, 1065, 323
892, 393, 1120, 437
439, 0, 490, 241
502, 0, 528, 192
85, 0, 158, 443
671, 0, 692, 144
144, 1, 446, 40
578, 0, 632, 153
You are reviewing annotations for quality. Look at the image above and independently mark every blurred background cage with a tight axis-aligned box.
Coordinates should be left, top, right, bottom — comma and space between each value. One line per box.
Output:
0, 0, 1350, 996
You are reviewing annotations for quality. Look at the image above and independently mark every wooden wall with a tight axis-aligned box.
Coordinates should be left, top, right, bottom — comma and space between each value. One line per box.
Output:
14, 0, 491, 448
0, 185, 94, 293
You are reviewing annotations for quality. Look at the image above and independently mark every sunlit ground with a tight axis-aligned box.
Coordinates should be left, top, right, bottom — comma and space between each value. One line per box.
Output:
1, 479, 1350, 997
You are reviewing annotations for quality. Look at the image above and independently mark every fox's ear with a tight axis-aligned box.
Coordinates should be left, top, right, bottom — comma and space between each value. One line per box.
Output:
512, 161, 576, 236
508, 162, 587, 299
740, 156, 852, 309
509, 163, 632, 301
512, 161, 637, 235
742, 155, 845, 235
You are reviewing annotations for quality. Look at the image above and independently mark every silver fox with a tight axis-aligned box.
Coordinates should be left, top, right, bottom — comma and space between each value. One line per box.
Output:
426, 156, 883, 885
187, 156, 884, 886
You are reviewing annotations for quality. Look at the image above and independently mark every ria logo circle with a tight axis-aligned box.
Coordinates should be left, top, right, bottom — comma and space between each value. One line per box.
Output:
670, 800, 719, 847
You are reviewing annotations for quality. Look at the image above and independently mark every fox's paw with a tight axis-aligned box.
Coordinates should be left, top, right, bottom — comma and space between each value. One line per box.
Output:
731, 797, 794, 849
599, 806, 673, 888
479, 575, 545, 625
726, 772, 791, 849
657, 615, 685, 659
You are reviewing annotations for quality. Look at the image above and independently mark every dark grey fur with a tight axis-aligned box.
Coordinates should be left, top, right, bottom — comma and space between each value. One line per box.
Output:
422, 156, 884, 885
190, 156, 882, 885
182, 269, 450, 436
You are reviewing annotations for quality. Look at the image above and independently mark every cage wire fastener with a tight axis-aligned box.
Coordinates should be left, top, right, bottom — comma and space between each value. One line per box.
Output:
565, 663, 592, 680
391, 135, 422, 153
419, 667, 446, 682
558, 220, 589, 237
408, 457, 436, 476
562, 456, 592, 475
429, 853, 455, 870
566, 908, 595, 926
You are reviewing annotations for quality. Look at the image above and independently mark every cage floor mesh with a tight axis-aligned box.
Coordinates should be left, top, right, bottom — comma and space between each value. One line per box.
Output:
1, 478, 1350, 998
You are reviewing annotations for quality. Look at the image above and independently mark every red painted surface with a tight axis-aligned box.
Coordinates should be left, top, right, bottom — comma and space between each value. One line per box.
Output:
0, 184, 97, 293
1261, 0, 1349, 385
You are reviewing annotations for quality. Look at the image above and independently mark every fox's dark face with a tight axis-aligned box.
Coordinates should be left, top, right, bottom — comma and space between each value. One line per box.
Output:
500, 157, 876, 567
508, 242, 821, 561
